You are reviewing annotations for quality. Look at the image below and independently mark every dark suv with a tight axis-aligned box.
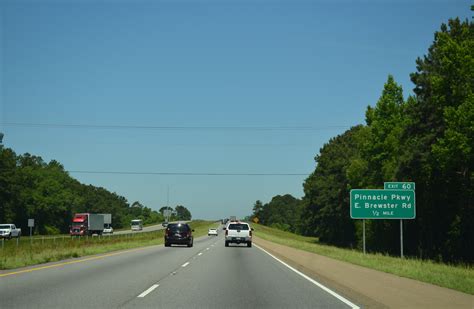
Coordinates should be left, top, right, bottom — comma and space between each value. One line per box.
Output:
164, 223, 194, 247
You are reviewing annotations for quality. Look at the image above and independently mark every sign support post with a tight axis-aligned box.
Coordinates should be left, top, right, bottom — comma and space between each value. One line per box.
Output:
363, 219, 366, 254
28, 219, 34, 245
400, 219, 404, 258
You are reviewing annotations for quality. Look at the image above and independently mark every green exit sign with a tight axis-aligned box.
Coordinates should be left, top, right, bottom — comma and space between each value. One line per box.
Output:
384, 182, 415, 190
350, 189, 416, 219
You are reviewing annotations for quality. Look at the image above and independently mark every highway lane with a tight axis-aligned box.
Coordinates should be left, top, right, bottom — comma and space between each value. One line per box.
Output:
25, 221, 190, 240
113, 221, 191, 235
124, 237, 357, 308
1, 231, 359, 308
26, 222, 172, 239
113, 223, 165, 235
0, 233, 214, 308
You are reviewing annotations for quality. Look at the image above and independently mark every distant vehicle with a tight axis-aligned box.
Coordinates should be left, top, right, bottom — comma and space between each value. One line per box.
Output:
102, 214, 113, 234
208, 228, 218, 236
0, 224, 21, 239
103, 224, 113, 234
164, 223, 194, 247
70, 213, 107, 236
162, 222, 168, 227
229, 216, 237, 222
224, 222, 253, 247
131, 219, 143, 231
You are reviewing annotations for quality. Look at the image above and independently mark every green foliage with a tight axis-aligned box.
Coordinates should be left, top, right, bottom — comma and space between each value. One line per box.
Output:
256, 14, 473, 263
127, 201, 164, 225
0, 148, 171, 234
44, 225, 61, 235
159, 206, 171, 213
270, 222, 291, 232
301, 126, 363, 246
358, 76, 409, 254
398, 17, 474, 262
257, 194, 303, 233
175, 205, 192, 220
251, 200, 264, 220
364, 75, 406, 183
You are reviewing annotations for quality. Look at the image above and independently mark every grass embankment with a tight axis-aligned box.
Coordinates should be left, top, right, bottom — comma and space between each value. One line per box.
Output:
0, 220, 218, 270
252, 224, 474, 295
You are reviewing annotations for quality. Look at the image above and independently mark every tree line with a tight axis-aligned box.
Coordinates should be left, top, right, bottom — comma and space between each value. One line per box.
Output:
252, 15, 473, 263
0, 149, 192, 234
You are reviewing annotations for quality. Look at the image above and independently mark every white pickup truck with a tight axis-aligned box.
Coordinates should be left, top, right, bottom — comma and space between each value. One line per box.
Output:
224, 222, 253, 247
0, 224, 22, 239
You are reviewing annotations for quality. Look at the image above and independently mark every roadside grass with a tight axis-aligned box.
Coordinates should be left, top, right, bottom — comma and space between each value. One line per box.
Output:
189, 220, 220, 236
0, 220, 217, 270
252, 224, 474, 295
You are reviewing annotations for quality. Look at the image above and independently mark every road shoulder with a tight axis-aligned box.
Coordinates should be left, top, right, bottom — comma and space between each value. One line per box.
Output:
254, 236, 473, 309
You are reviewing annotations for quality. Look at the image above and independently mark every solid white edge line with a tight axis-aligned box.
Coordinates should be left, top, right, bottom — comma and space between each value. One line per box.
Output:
255, 244, 360, 309
137, 284, 159, 298
182, 262, 190, 267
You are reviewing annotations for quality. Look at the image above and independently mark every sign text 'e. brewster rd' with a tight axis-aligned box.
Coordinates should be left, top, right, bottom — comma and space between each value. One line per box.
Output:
350, 189, 416, 219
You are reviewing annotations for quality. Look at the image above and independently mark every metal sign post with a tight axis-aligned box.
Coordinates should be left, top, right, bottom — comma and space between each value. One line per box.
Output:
28, 219, 34, 237
363, 219, 366, 254
400, 219, 404, 258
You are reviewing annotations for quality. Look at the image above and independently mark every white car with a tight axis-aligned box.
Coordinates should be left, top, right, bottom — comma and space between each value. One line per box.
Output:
208, 228, 218, 236
0, 224, 21, 239
103, 224, 113, 234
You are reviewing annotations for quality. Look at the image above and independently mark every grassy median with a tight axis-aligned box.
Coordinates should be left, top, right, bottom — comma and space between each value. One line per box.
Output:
252, 224, 474, 295
0, 220, 219, 270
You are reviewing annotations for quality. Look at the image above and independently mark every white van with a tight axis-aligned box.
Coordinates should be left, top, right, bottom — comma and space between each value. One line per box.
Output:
131, 219, 143, 231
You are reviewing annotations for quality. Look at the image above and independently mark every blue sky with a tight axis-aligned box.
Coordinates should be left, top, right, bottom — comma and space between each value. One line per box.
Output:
1, 0, 471, 219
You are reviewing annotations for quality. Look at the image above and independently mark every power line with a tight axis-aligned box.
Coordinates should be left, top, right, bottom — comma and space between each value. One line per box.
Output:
68, 170, 309, 176
0, 122, 351, 131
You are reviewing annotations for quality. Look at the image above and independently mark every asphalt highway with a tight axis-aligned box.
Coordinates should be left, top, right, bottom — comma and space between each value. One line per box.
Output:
113, 223, 167, 235
113, 221, 190, 235
0, 229, 359, 308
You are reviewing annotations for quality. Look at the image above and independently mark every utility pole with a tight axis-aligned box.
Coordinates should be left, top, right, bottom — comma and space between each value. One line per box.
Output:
166, 185, 170, 222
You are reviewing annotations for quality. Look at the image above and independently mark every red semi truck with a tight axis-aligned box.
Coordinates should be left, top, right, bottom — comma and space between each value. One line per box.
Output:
70, 213, 107, 236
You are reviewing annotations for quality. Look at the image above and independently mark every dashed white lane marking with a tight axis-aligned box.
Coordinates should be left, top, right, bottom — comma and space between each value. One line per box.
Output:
255, 245, 360, 309
206, 247, 210, 250
198, 252, 203, 256
137, 284, 159, 298
182, 262, 190, 268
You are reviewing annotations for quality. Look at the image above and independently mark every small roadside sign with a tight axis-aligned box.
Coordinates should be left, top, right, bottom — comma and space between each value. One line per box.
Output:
253, 217, 259, 224
163, 209, 172, 222
384, 182, 415, 190
28, 219, 35, 238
